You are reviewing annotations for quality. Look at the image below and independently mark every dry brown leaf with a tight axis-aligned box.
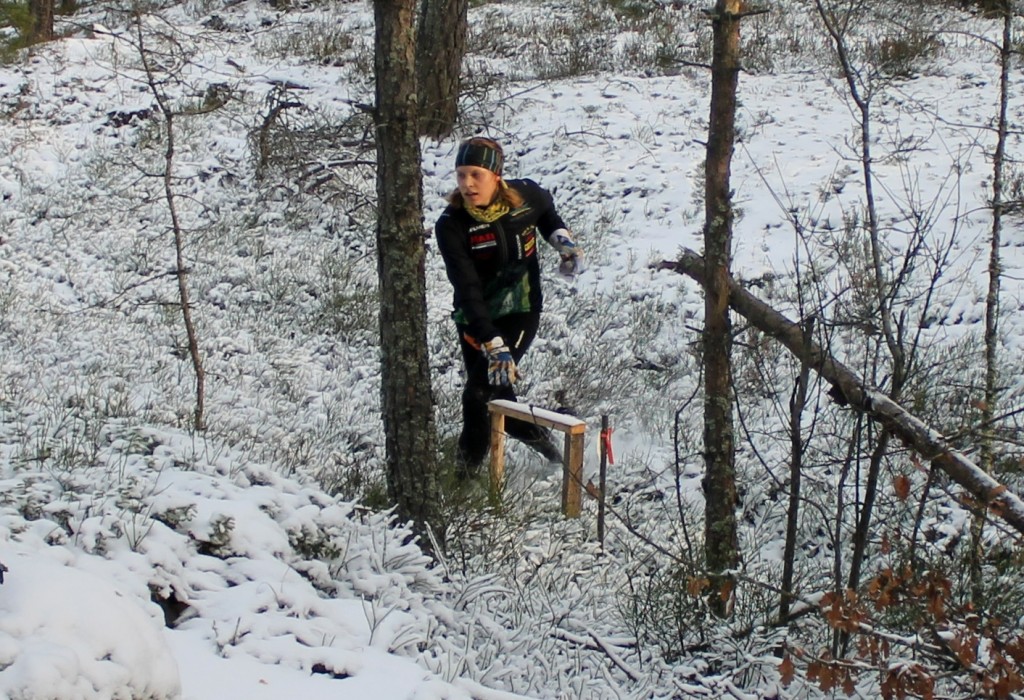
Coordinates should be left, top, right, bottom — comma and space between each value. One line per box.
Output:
894, 474, 911, 501
779, 655, 795, 687
842, 670, 856, 695
719, 578, 735, 603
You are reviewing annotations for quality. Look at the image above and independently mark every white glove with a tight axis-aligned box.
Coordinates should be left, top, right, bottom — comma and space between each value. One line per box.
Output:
550, 228, 585, 278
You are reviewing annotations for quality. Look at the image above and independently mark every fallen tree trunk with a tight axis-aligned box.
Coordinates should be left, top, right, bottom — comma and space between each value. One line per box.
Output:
660, 248, 1024, 536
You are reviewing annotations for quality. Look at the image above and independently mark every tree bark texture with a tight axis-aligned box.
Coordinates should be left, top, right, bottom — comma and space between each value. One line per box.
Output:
374, 0, 443, 542
972, 0, 1012, 597
29, 0, 54, 42
416, 0, 467, 139
703, 0, 743, 615
664, 249, 1024, 537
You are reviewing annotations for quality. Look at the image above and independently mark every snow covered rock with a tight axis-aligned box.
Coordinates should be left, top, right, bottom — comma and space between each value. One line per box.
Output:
0, 548, 181, 700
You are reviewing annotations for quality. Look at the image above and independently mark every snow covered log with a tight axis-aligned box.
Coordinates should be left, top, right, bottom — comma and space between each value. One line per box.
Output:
662, 248, 1024, 536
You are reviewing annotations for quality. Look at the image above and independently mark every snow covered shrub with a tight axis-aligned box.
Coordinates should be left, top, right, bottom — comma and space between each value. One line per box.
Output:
739, 1, 837, 74
816, 0, 947, 81
467, 0, 697, 80
593, 0, 698, 76
441, 479, 548, 576
527, 11, 618, 79
619, 21, 689, 76
538, 0, 703, 78
538, 291, 643, 412
620, 557, 710, 663
942, 0, 1011, 17
0, 550, 182, 700
866, 31, 942, 78
533, 283, 695, 430
1000, 163, 1024, 216
432, 501, 635, 698
311, 431, 388, 506
313, 251, 378, 343
250, 84, 375, 189
253, 14, 361, 65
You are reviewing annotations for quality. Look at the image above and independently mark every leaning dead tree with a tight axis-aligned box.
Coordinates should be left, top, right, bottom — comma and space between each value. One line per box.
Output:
660, 249, 1024, 536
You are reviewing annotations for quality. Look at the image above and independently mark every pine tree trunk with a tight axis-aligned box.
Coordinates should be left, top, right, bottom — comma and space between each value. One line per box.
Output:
972, 0, 1012, 598
29, 0, 54, 42
416, 0, 467, 139
374, 0, 443, 546
703, 0, 742, 617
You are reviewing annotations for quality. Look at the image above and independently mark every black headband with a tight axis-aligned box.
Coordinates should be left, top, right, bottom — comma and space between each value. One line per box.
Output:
455, 142, 503, 174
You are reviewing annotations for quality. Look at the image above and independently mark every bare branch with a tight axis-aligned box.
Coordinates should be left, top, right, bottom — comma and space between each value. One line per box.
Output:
660, 249, 1024, 537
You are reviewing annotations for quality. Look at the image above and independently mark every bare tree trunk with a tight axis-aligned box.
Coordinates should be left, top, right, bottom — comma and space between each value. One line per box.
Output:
971, 0, 1012, 599
831, 414, 861, 656
135, 17, 206, 431
374, 0, 444, 546
780, 316, 812, 621
662, 249, 1024, 536
702, 0, 744, 618
29, 0, 55, 42
165, 111, 207, 432
416, 0, 467, 139
846, 430, 889, 599
815, 0, 910, 600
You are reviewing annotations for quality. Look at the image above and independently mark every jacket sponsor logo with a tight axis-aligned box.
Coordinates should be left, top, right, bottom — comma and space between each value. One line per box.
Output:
523, 228, 536, 256
470, 231, 497, 251
509, 205, 533, 218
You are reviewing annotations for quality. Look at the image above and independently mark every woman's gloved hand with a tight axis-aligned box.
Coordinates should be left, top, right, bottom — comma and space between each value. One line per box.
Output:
482, 336, 518, 386
550, 228, 585, 278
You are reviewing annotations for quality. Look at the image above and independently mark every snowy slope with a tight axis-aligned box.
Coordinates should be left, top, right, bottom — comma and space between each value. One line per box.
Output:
1, 0, 1022, 698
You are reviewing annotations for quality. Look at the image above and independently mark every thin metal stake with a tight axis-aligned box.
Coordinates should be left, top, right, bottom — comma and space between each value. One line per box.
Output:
598, 414, 609, 546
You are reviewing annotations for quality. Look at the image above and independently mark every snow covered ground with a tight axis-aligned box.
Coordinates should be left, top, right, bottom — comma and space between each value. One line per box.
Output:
1, 0, 1022, 697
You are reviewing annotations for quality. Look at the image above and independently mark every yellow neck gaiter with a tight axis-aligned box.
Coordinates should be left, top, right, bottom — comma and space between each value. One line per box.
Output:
465, 199, 510, 223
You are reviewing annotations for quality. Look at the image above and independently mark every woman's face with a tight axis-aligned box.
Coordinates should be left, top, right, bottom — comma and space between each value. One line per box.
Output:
456, 165, 501, 208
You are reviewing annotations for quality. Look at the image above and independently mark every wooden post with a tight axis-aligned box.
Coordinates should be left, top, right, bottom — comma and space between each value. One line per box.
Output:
562, 431, 585, 517
489, 411, 507, 503
487, 400, 586, 517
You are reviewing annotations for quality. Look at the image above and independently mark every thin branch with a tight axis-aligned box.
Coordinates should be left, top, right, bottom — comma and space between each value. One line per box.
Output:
660, 249, 1024, 537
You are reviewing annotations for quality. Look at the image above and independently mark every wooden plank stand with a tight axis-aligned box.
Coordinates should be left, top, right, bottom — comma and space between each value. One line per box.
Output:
487, 399, 587, 517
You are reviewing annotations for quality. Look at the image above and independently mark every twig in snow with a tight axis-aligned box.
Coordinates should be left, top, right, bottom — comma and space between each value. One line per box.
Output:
552, 627, 641, 683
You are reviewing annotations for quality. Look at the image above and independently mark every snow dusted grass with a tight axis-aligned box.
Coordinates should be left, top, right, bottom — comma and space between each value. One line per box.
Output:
0, 421, 453, 696
3, 0, 1024, 697
1, 5, 717, 696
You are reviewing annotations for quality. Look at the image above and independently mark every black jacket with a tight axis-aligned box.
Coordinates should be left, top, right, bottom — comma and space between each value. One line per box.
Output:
435, 178, 567, 345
